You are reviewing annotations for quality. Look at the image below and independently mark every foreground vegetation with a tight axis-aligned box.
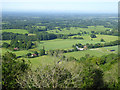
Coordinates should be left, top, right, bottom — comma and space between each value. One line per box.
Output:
2, 52, 119, 89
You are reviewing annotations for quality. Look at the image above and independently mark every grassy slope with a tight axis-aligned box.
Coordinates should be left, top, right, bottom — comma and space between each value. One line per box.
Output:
26, 55, 59, 70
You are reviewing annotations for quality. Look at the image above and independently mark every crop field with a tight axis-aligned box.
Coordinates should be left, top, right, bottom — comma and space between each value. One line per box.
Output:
37, 35, 118, 50
64, 45, 118, 59
47, 26, 111, 34
2, 29, 29, 34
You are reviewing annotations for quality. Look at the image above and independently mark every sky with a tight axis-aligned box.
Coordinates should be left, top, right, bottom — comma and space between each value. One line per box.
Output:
1, 0, 119, 13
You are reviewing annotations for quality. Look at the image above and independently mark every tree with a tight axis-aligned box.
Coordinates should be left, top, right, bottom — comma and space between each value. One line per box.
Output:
91, 31, 95, 33
26, 41, 32, 50
17, 64, 72, 88
34, 51, 39, 56
26, 53, 32, 57
90, 34, 97, 38
101, 38, 105, 42
40, 47, 45, 56
2, 42, 10, 48
2, 52, 30, 89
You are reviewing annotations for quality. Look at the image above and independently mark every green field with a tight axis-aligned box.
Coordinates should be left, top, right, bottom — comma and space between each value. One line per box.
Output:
26, 55, 59, 70
1, 47, 39, 57
37, 39, 100, 50
47, 26, 111, 34
0, 40, 11, 46
2, 29, 29, 34
64, 45, 118, 59
70, 35, 118, 42
37, 35, 118, 50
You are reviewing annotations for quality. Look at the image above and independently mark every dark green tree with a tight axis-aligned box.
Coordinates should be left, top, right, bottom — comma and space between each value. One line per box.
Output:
2, 52, 30, 89
90, 34, 97, 38
2, 42, 10, 48
34, 51, 39, 56
101, 38, 105, 42
40, 47, 45, 56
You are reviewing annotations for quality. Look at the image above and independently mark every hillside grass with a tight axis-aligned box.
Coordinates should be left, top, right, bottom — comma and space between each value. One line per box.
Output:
2, 29, 29, 34
25, 55, 59, 70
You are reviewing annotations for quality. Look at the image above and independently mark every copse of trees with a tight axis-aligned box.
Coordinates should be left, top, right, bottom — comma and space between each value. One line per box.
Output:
90, 34, 97, 38
2, 32, 58, 41
2, 39, 34, 50
2, 42, 10, 48
73, 37, 84, 39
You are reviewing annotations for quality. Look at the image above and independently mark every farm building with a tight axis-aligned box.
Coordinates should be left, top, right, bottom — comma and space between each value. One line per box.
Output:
31, 54, 37, 57
84, 45, 88, 50
76, 46, 84, 51
14, 47, 19, 51
76, 46, 87, 51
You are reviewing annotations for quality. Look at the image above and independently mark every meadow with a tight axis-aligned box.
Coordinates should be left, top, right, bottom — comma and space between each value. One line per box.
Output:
37, 35, 118, 50
64, 45, 118, 60
2, 29, 29, 34
47, 26, 111, 34
26, 55, 59, 70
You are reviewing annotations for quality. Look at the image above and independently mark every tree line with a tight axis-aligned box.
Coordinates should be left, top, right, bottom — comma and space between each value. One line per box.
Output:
72, 40, 120, 49
2, 39, 34, 50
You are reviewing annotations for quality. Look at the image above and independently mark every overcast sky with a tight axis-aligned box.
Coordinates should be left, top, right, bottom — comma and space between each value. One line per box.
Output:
1, 0, 119, 13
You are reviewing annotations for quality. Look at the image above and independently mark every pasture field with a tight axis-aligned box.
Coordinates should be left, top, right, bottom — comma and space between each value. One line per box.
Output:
1, 48, 33, 56
70, 35, 118, 42
47, 26, 111, 34
64, 45, 118, 60
2, 29, 29, 34
1, 22, 7, 24
26, 55, 59, 70
37, 39, 100, 50
1, 47, 59, 70
0, 40, 11, 46
37, 35, 118, 50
